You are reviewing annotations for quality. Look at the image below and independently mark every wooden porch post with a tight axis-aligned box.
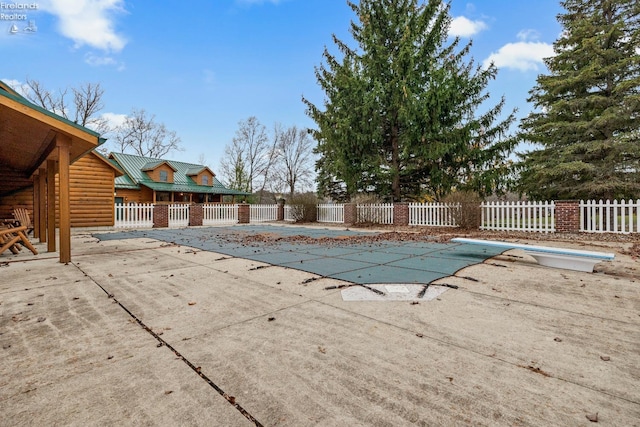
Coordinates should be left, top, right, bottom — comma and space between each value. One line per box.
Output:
33, 171, 40, 239
32, 174, 40, 238
57, 135, 71, 263
38, 168, 47, 242
47, 160, 57, 253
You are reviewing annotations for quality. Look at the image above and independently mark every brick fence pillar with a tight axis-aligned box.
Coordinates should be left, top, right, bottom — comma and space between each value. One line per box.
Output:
276, 198, 285, 221
344, 203, 357, 225
189, 204, 203, 226
153, 204, 168, 228
554, 200, 580, 233
238, 203, 250, 224
393, 202, 410, 226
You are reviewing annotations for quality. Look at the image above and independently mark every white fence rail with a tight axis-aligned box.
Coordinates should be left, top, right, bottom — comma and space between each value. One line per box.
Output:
409, 202, 458, 227
203, 204, 238, 225
580, 199, 640, 233
114, 203, 154, 229
317, 204, 344, 223
357, 203, 394, 225
481, 201, 555, 233
169, 204, 190, 227
114, 199, 638, 234
250, 204, 278, 222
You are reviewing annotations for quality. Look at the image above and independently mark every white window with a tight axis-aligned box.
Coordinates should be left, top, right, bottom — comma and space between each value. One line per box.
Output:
159, 170, 168, 182
202, 175, 209, 185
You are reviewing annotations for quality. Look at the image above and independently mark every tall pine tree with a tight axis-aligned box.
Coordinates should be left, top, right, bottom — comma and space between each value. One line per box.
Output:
518, 0, 640, 200
303, 0, 516, 202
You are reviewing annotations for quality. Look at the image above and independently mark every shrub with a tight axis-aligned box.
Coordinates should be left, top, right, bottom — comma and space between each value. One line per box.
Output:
288, 193, 318, 223
442, 191, 482, 230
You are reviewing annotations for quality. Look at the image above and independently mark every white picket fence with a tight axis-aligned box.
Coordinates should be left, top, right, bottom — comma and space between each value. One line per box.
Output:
481, 201, 555, 233
169, 204, 190, 227
284, 205, 297, 222
409, 202, 458, 227
580, 199, 640, 233
317, 204, 345, 223
357, 203, 394, 224
250, 204, 278, 222
113, 199, 638, 234
203, 204, 238, 225
114, 203, 154, 228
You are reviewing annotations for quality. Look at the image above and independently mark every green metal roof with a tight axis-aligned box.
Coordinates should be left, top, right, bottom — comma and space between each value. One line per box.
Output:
186, 166, 207, 175
111, 152, 249, 195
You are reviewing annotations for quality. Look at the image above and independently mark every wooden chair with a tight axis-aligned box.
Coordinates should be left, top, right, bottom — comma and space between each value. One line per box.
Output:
0, 224, 38, 256
12, 208, 34, 235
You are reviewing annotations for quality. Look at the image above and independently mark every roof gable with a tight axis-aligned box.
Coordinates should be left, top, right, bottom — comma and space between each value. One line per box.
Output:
110, 152, 243, 194
142, 160, 177, 172
185, 166, 215, 176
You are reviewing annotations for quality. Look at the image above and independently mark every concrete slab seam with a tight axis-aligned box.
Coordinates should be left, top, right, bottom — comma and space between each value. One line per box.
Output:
72, 261, 265, 427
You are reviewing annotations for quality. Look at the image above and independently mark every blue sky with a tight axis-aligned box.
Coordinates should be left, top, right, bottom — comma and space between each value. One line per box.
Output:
1, 0, 562, 169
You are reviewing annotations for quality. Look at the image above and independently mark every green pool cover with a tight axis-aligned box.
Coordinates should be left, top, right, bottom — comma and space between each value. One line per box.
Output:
94, 225, 505, 285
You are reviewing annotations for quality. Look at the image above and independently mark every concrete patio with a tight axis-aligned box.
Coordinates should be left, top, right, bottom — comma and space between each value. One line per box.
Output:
1, 226, 639, 426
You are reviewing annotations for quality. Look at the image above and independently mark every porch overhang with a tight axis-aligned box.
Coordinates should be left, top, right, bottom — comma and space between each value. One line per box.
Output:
0, 82, 103, 262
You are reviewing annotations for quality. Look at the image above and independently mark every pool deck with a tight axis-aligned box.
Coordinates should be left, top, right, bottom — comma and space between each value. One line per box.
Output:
1, 225, 639, 426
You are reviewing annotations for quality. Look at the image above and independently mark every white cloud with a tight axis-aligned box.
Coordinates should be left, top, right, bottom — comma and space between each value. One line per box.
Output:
38, 0, 127, 52
84, 52, 125, 70
483, 41, 555, 72
517, 29, 541, 42
100, 112, 127, 128
1, 79, 30, 96
449, 16, 488, 38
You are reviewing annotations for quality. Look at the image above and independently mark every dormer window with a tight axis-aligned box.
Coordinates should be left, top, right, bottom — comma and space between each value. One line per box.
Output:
159, 170, 168, 182
202, 175, 209, 185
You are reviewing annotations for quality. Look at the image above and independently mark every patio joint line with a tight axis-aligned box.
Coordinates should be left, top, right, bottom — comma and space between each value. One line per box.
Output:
73, 262, 265, 427
316, 299, 640, 407
458, 287, 640, 327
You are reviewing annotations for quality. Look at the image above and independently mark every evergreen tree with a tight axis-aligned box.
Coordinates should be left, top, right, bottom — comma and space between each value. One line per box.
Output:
303, 0, 516, 201
518, 0, 640, 200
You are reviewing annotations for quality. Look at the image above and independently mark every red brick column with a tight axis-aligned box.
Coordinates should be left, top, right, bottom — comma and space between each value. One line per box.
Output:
393, 202, 409, 226
189, 204, 203, 226
238, 203, 250, 224
276, 199, 285, 221
153, 204, 168, 228
344, 203, 357, 224
554, 200, 580, 233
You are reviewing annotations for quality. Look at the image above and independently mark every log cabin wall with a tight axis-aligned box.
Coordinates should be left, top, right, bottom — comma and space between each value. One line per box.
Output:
114, 187, 153, 204
145, 163, 175, 183
54, 152, 117, 227
0, 187, 33, 220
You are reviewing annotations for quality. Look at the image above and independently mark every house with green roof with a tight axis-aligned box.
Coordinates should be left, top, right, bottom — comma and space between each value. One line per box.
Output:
109, 153, 248, 204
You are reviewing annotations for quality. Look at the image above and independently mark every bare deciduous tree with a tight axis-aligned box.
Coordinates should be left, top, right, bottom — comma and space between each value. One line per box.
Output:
113, 108, 182, 158
219, 138, 249, 192
22, 78, 110, 134
273, 124, 315, 197
219, 117, 275, 197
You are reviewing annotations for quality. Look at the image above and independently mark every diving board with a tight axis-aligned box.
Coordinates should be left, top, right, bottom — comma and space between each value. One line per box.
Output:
451, 238, 615, 273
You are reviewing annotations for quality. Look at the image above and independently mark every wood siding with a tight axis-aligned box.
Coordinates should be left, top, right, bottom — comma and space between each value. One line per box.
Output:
55, 153, 116, 227
114, 187, 153, 204
145, 164, 174, 183
195, 170, 215, 186
0, 188, 32, 220
0, 152, 117, 227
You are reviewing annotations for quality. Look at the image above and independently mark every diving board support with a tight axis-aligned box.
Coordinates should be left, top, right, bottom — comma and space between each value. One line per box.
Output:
451, 238, 615, 273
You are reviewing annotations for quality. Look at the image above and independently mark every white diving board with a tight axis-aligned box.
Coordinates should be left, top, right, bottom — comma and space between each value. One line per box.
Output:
451, 238, 615, 273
